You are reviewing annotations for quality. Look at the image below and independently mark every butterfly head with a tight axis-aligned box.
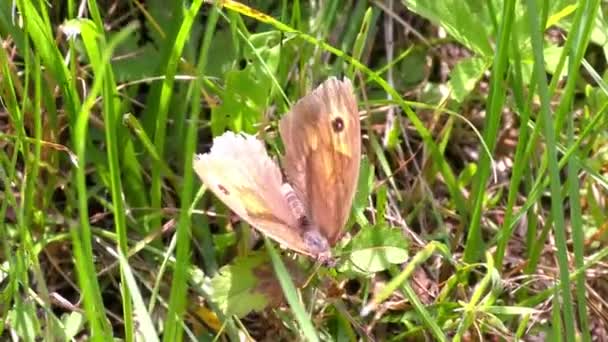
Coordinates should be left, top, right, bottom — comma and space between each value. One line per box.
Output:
302, 227, 329, 252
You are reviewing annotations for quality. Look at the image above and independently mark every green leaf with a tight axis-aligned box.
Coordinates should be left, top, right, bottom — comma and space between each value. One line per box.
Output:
543, 44, 567, 75
485, 305, 540, 315
205, 29, 238, 79
547, 3, 578, 28
62, 312, 86, 340
210, 252, 289, 317
244, 31, 285, 74
397, 48, 428, 87
449, 57, 489, 103
352, 156, 373, 228
403, 0, 494, 56
9, 300, 41, 340
341, 225, 409, 274
457, 163, 478, 188
113, 42, 160, 82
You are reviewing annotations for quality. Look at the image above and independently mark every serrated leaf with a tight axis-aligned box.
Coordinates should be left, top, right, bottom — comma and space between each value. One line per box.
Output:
209, 252, 305, 317
210, 253, 270, 317
210, 67, 271, 135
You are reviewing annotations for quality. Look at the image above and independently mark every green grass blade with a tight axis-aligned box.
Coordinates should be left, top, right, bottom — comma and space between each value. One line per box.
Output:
265, 239, 320, 342
560, 1, 600, 340
71, 21, 137, 342
463, 0, 516, 263
147, 2, 186, 234
162, 1, 206, 341
494, 20, 536, 268
524, 0, 575, 339
78, 16, 138, 340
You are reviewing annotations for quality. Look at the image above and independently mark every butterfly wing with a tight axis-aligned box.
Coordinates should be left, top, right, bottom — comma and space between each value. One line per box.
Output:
193, 132, 317, 256
279, 77, 361, 245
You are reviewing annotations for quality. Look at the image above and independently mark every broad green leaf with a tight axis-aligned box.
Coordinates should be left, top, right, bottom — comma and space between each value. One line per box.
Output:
62, 312, 86, 340
341, 225, 409, 274
209, 252, 304, 317
403, 0, 494, 56
210, 253, 270, 317
210, 32, 293, 135
544, 44, 567, 76
210, 68, 270, 135
449, 56, 489, 103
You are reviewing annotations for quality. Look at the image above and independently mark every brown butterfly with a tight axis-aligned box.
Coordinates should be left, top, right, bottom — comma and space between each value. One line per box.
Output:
193, 77, 360, 263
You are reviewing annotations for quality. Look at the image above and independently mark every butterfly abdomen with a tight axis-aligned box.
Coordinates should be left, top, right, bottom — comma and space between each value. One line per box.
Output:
280, 183, 330, 255
280, 183, 306, 219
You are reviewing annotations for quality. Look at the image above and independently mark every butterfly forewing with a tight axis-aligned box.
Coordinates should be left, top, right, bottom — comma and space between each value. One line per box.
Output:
279, 77, 361, 245
193, 132, 319, 257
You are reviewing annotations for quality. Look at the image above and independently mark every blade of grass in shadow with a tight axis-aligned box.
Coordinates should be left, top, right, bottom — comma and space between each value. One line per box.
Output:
27, 46, 55, 339
462, 0, 515, 263
16, 1, 110, 337
556, 1, 600, 340
494, 21, 537, 268
78, 16, 138, 340
147, 2, 185, 234
71, 20, 138, 341
341, 1, 371, 72
122, 114, 180, 188
525, 0, 575, 339
0, 26, 56, 338
566, 113, 588, 341
162, 1, 206, 341
265, 239, 320, 342
188, 2, 222, 277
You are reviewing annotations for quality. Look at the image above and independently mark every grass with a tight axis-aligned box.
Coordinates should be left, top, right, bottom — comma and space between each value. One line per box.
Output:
1, 0, 607, 340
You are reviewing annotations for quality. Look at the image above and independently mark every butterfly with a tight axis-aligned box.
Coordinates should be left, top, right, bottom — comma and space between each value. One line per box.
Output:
193, 77, 360, 263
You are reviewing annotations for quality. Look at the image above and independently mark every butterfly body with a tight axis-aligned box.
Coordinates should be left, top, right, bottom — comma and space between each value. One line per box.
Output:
194, 77, 360, 261
282, 183, 331, 258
